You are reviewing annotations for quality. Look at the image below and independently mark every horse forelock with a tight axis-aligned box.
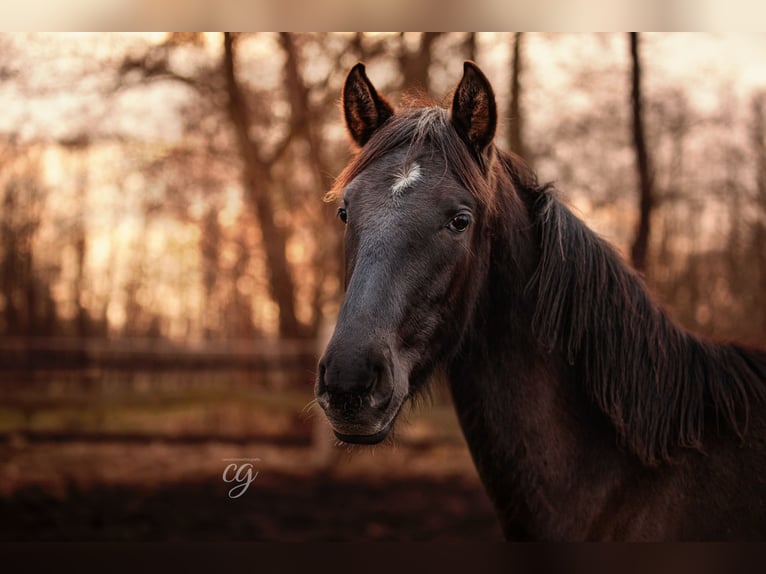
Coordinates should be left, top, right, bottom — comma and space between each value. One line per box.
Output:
327, 106, 497, 215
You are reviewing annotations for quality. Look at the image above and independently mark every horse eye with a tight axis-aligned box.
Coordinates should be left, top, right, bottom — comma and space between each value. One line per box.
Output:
447, 213, 471, 233
337, 206, 348, 224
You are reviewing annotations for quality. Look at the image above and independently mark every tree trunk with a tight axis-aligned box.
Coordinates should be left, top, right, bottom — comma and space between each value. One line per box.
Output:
628, 32, 654, 273
200, 205, 220, 339
222, 32, 303, 339
279, 33, 333, 191
399, 32, 441, 93
508, 32, 526, 160
752, 94, 766, 341
463, 33, 477, 62
1, 191, 20, 334
73, 163, 89, 338
279, 33, 344, 337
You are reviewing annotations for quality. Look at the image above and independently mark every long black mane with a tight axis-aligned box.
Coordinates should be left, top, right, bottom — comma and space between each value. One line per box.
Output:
518, 153, 766, 465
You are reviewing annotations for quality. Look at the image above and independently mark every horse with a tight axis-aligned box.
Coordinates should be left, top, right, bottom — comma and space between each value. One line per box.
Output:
315, 61, 766, 540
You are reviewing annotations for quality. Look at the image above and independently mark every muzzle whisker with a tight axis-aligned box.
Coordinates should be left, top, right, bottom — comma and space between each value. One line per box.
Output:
300, 398, 320, 420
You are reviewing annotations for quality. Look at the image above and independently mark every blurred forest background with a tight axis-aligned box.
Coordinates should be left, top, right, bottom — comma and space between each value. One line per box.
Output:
1, 32, 765, 541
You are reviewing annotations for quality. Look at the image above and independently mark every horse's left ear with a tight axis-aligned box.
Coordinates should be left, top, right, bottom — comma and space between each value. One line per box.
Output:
342, 63, 394, 148
451, 61, 497, 162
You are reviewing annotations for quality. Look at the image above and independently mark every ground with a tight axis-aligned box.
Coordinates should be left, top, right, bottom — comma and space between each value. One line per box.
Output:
0, 372, 502, 541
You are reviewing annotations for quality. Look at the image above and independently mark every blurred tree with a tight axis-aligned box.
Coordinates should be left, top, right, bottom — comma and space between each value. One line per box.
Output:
221, 34, 297, 345
2, 32, 761, 349
0, 150, 57, 336
118, 32, 359, 339
650, 88, 692, 316
200, 205, 221, 339
628, 32, 655, 273
751, 93, 766, 341
463, 33, 477, 62
398, 33, 442, 93
60, 137, 92, 338
347, 32, 393, 64
277, 33, 347, 335
508, 32, 526, 160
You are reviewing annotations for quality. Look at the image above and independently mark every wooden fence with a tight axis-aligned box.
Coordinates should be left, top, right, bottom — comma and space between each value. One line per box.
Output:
0, 337, 320, 372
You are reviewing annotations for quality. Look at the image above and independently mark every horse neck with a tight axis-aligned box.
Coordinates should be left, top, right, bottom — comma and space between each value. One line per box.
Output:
447, 190, 633, 540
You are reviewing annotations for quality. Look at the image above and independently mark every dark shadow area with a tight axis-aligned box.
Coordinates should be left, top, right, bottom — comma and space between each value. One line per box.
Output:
0, 472, 501, 541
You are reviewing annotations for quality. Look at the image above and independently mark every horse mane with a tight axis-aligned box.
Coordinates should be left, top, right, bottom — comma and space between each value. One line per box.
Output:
517, 161, 766, 465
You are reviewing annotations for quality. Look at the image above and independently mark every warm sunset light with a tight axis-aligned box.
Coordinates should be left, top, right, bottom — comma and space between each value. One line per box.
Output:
3, 33, 765, 341
1, 33, 765, 542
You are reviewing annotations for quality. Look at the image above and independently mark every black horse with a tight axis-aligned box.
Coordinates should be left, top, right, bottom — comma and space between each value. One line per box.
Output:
316, 61, 766, 540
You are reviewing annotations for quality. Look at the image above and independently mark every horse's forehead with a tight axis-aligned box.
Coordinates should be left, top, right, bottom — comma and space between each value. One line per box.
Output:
390, 162, 422, 201
347, 150, 445, 206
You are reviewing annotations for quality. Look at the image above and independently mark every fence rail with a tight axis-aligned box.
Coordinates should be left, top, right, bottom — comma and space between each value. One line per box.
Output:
0, 337, 320, 371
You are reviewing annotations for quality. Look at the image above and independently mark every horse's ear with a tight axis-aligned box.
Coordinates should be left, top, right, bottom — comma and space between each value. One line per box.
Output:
342, 63, 394, 147
451, 61, 497, 161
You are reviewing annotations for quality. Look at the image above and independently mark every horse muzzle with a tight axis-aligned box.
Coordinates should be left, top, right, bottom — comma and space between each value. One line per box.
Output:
315, 344, 405, 444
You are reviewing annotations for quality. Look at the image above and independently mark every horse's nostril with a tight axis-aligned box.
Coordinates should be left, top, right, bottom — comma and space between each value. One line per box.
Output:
317, 362, 327, 392
316, 386, 330, 409
363, 367, 380, 394
369, 368, 394, 409
315, 363, 330, 411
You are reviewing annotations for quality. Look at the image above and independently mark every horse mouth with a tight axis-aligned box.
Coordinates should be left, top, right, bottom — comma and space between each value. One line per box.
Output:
333, 425, 392, 445
330, 400, 404, 445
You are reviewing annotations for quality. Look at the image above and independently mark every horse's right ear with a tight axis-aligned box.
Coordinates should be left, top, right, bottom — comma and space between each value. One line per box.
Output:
451, 61, 497, 164
342, 63, 394, 147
